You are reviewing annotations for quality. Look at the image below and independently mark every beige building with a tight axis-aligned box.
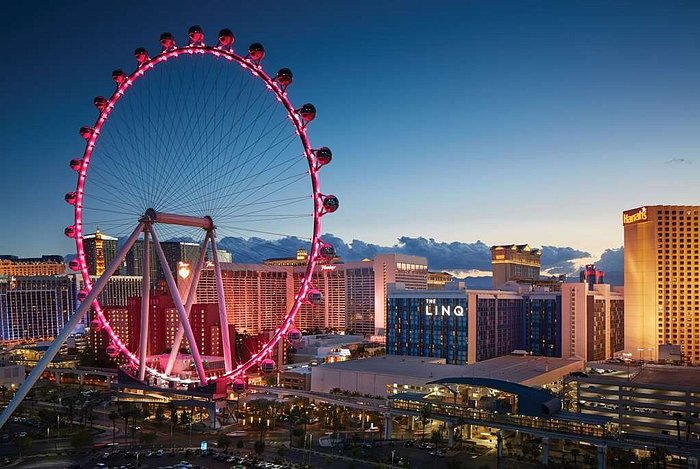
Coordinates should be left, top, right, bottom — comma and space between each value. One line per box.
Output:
561, 283, 624, 361
490, 244, 541, 289
427, 271, 453, 289
623, 205, 700, 363
0, 255, 65, 277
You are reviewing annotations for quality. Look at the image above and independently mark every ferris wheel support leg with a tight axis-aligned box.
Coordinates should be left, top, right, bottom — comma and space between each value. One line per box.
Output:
0, 222, 145, 430
138, 228, 151, 382
209, 231, 233, 372
165, 233, 210, 376
150, 226, 208, 386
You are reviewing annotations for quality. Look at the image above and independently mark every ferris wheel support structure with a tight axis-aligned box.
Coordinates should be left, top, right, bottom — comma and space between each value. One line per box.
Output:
164, 232, 211, 377
0, 221, 146, 430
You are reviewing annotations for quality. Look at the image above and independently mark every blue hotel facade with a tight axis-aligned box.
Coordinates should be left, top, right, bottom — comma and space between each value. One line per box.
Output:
387, 284, 563, 365
525, 295, 562, 357
387, 294, 469, 364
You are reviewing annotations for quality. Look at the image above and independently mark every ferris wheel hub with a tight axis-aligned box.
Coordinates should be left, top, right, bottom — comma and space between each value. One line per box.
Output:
141, 209, 215, 230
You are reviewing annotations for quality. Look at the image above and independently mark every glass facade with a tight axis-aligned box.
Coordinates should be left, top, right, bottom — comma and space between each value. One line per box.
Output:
525, 296, 562, 357
475, 297, 524, 361
387, 296, 468, 364
0, 275, 76, 340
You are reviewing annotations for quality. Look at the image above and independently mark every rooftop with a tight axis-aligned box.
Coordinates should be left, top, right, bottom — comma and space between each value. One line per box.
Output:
317, 354, 582, 386
631, 365, 700, 388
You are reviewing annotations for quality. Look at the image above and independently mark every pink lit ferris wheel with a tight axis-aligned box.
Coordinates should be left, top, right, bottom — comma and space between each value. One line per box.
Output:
60, 26, 338, 388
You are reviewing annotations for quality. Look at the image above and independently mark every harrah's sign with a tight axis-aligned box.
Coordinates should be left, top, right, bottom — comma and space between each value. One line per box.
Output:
623, 207, 648, 225
425, 298, 465, 317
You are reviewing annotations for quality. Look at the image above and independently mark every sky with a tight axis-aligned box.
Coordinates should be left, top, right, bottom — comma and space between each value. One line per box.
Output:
1, 0, 699, 259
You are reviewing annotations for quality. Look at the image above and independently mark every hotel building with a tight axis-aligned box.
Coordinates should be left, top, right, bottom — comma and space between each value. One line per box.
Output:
194, 253, 428, 338
561, 282, 624, 361
0, 275, 76, 341
490, 244, 541, 289
83, 229, 118, 276
196, 263, 290, 334
124, 239, 200, 286
387, 279, 624, 365
623, 205, 700, 363
387, 284, 524, 364
0, 255, 65, 277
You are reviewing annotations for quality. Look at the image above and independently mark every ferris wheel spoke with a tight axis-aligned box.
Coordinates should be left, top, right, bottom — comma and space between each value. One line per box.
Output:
226, 215, 312, 223
97, 120, 155, 207
119, 91, 160, 206
208, 89, 282, 215
82, 175, 147, 214
151, 57, 223, 211
162, 147, 303, 215
153, 58, 256, 213
204, 132, 304, 212
154, 85, 273, 213
81, 206, 138, 216
214, 224, 311, 240
220, 160, 308, 219
214, 195, 310, 212
67, 37, 330, 387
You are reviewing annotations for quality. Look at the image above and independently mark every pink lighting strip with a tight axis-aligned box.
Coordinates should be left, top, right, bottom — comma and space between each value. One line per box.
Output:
71, 43, 329, 385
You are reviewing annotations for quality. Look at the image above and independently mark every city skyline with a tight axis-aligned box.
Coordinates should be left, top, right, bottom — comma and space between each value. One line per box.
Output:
1, 1, 699, 260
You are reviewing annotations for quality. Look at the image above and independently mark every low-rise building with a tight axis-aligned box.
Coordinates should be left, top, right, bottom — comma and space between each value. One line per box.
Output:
564, 364, 700, 444
310, 354, 583, 397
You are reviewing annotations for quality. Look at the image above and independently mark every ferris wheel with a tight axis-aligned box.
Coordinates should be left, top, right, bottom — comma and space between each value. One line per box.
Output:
58, 26, 339, 388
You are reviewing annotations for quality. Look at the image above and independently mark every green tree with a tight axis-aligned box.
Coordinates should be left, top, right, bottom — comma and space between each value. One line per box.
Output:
139, 432, 158, 446
14, 436, 33, 456
277, 446, 287, 458
419, 405, 432, 442
119, 404, 138, 441
71, 430, 94, 449
430, 429, 444, 449
236, 439, 245, 450
571, 447, 581, 468
108, 410, 119, 445
247, 399, 274, 441
254, 439, 266, 456
155, 406, 165, 423
217, 434, 232, 452
63, 395, 77, 431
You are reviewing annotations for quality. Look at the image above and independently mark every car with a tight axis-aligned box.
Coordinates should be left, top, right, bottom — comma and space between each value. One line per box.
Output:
403, 440, 414, 447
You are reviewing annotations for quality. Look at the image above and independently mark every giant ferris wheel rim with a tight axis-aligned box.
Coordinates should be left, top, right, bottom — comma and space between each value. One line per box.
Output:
67, 33, 332, 385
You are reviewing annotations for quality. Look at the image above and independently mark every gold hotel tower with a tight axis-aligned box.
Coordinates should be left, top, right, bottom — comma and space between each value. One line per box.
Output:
623, 205, 700, 363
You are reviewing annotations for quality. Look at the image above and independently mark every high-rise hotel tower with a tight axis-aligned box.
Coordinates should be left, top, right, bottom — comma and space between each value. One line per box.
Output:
623, 205, 700, 363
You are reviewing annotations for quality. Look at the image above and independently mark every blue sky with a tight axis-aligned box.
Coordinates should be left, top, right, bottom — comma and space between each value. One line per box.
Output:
1, 0, 698, 258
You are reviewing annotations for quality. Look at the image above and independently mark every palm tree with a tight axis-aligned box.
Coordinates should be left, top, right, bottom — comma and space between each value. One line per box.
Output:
108, 410, 119, 446
217, 434, 232, 452
672, 412, 683, 441
119, 404, 137, 443
63, 395, 77, 431
571, 447, 581, 468
168, 401, 178, 448
419, 405, 432, 442
285, 405, 304, 447
247, 399, 274, 442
